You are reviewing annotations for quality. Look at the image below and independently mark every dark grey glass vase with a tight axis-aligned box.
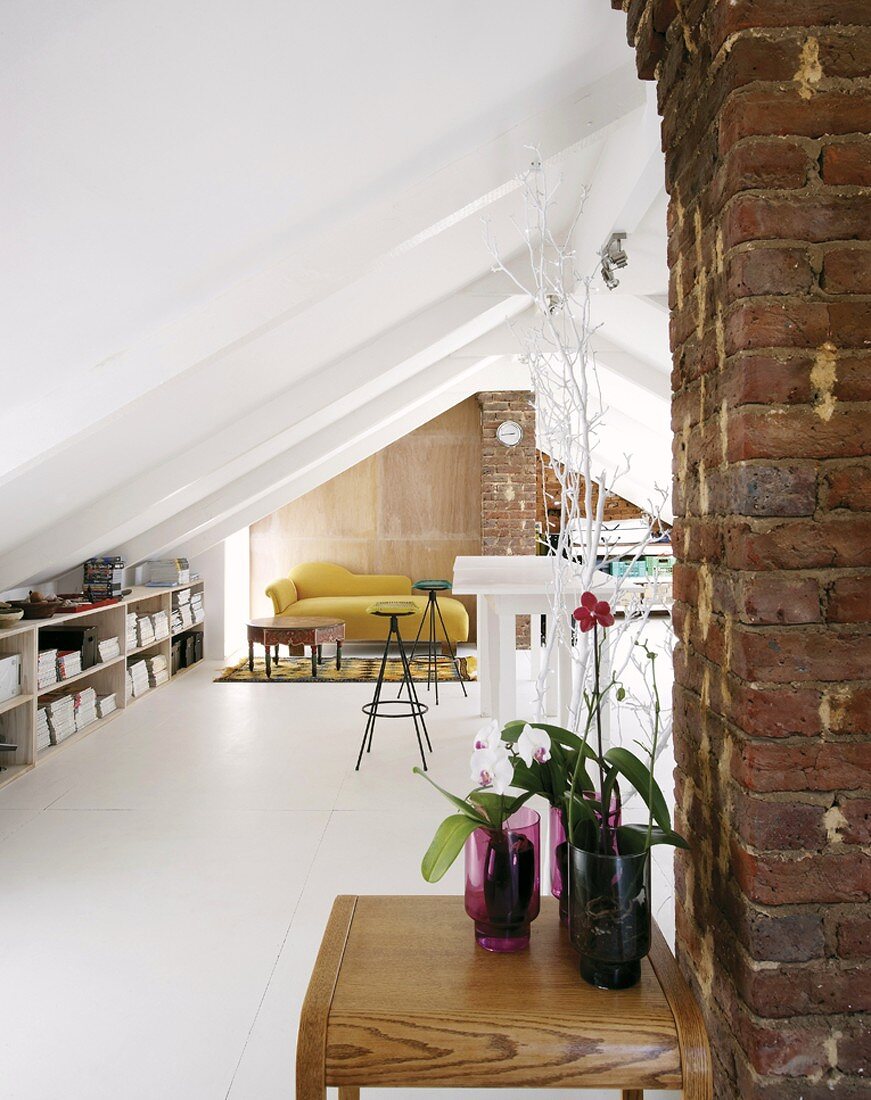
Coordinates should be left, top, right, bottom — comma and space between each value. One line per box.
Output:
568, 845, 651, 989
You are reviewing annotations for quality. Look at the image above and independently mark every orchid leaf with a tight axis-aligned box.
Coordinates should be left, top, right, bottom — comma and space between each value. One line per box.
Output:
420, 815, 480, 882
603, 747, 671, 833
616, 824, 690, 853
469, 790, 533, 827
413, 768, 489, 826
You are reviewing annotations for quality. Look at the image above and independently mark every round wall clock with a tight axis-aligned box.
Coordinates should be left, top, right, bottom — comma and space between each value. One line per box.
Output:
496, 419, 524, 447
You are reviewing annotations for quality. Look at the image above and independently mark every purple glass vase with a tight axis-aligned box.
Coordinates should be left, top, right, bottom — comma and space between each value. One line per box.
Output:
550, 803, 568, 900
464, 806, 541, 952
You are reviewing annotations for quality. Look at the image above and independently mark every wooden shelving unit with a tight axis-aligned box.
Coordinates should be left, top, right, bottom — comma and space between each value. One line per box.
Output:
0, 579, 204, 790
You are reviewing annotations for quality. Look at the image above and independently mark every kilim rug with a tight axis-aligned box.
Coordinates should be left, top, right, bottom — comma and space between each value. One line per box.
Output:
215, 655, 472, 684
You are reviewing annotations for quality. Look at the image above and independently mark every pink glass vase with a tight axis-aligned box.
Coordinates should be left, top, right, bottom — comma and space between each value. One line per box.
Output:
464, 806, 541, 952
554, 795, 622, 926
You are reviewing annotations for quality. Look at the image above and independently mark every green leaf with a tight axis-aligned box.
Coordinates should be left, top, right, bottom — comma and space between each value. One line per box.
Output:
616, 824, 690, 853
469, 790, 532, 827
603, 747, 672, 833
505, 790, 535, 817
420, 815, 480, 882
412, 768, 489, 826
508, 759, 549, 799
500, 719, 527, 744
616, 686, 626, 701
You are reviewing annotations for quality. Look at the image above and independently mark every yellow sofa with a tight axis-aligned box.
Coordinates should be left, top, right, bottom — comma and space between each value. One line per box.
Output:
265, 562, 469, 645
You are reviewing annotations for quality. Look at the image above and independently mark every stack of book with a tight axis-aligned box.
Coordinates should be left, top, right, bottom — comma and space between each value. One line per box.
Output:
173, 602, 194, 633
98, 636, 121, 662
43, 692, 76, 743
152, 610, 170, 641
137, 614, 155, 648
36, 707, 51, 751
96, 693, 117, 719
146, 559, 190, 586
38, 649, 58, 690
127, 660, 149, 700
57, 650, 83, 681
83, 556, 125, 601
148, 654, 170, 688
126, 613, 138, 649
73, 687, 98, 731
190, 591, 204, 625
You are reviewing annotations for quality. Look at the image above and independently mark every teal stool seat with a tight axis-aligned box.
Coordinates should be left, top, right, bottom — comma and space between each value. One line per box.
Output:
412, 579, 452, 592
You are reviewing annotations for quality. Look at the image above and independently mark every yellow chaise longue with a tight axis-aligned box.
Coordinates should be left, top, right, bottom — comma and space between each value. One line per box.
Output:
265, 562, 469, 646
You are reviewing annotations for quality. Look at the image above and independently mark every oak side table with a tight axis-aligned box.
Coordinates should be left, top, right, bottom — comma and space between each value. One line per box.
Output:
297, 895, 712, 1099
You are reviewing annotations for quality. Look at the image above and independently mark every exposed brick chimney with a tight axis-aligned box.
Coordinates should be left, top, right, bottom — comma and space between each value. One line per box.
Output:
610, 2, 870, 1096
478, 391, 537, 645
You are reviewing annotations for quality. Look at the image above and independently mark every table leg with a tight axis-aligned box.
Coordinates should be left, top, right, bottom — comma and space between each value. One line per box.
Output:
265, 644, 272, 679
622, 1090, 643, 1099
317, 644, 323, 665
248, 641, 254, 673
274, 644, 280, 665
476, 595, 489, 717
530, 614, 541, 681
338, 1089, 360, 1099
311, 647, 318, 678
495, 611, 517, 725
336, 641, 342, 671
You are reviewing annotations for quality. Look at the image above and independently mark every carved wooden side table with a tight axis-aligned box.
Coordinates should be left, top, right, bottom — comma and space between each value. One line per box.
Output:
246, 616, 344, 678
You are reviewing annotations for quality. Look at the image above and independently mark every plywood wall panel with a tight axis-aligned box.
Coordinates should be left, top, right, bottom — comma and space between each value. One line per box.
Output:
249, 398, 482, 636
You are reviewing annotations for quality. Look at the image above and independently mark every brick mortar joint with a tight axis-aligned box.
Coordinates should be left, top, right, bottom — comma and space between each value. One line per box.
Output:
660, 67, 871, 160
674, 665, 871, 700
718, 917, 866, 976
677, 937, 870, 1044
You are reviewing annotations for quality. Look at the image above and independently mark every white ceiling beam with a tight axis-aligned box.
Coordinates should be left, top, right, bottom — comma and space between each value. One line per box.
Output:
571, 102, 662, 281
0, 64, 645, 478
0, 287, 529, 590
124, 354, 517, 564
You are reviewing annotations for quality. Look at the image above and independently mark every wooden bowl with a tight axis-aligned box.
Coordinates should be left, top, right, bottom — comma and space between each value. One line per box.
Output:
9, 600, 59, 620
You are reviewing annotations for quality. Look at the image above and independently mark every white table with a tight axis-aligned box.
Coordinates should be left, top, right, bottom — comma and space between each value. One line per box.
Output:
452, 555, 615, 728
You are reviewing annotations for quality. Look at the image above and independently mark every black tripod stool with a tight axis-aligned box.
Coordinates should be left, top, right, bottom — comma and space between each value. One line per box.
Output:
356, 602, 432, 771
400, 579, 468, 705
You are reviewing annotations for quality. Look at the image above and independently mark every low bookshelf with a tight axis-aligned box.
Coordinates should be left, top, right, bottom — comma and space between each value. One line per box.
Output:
0, 580, 205, 790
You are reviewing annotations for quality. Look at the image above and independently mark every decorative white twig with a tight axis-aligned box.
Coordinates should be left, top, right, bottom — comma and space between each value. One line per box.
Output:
486, 153, 671, 735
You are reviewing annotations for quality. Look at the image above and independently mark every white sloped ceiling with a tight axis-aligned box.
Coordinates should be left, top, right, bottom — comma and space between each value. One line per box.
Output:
0, 1, 672, 591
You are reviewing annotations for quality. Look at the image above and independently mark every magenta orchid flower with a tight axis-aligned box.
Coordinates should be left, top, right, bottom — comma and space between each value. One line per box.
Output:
572, 590, 615, 633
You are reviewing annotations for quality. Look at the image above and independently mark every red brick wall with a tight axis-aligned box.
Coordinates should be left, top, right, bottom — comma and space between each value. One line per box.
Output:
535, 450, 647, 529
478, 391, 536, 644
611, 3, 871, 1097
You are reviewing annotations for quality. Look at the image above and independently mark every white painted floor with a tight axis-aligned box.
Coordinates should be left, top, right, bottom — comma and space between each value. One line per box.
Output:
0, 642, 679, 1100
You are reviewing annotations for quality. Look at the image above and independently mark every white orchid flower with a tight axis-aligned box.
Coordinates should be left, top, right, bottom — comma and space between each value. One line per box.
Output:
472, 718, 501, 751
516, 724, 552, 767
470, 741, 514, 795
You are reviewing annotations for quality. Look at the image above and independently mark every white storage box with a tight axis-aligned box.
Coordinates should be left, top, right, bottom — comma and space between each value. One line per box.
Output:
0, 654, 22, 704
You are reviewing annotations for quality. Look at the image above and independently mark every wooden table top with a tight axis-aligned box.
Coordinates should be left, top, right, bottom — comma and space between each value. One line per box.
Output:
298, 895, 712, 1097
246, 616, 344, 631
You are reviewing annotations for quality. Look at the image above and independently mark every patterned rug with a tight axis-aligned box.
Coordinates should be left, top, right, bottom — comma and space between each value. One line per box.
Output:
215, 655, 473, 684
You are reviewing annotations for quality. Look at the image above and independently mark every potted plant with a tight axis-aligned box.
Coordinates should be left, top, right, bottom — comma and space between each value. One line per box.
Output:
504, 591, 687, 989
415, 725, 543, 952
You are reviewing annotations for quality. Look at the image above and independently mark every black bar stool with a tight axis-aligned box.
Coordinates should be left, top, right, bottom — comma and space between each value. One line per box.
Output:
401, 579, 468, 705
356, 602, 432, 771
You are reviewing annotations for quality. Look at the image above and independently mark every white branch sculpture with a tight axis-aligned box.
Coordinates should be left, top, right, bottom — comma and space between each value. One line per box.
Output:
486, 153, 672, 738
